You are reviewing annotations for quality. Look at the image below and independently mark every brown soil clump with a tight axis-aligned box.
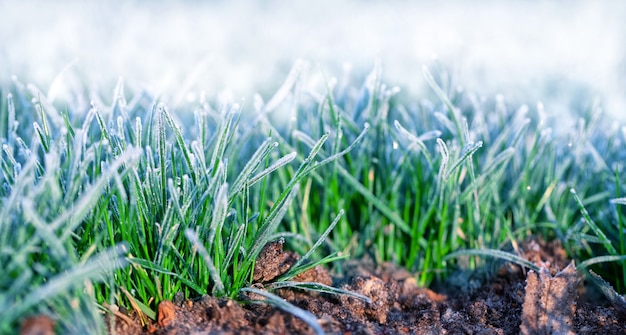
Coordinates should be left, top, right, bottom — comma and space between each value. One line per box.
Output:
99, 237, 626, 334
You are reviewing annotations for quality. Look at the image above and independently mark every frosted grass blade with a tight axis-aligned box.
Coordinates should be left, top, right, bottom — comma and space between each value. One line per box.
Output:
240, 287, 324, 335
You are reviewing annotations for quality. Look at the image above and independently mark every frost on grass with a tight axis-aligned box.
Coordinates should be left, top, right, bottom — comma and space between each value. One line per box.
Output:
520, 261, 578, 335
587, 269, 626, 318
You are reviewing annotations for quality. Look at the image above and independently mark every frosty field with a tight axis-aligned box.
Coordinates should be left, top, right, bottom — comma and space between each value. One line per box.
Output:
1, 1, 626, 334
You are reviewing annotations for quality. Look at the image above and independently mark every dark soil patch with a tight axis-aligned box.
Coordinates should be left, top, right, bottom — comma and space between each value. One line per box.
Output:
23, 238, 626, 334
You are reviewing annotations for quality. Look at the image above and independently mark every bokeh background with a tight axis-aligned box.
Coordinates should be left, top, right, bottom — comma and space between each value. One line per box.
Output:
1, 0, 625, 119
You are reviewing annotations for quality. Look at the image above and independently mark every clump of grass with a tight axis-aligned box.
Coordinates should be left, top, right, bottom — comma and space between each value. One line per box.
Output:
0, 73, 369, 332
259, 62, 626, 289
1, 62, 625, 333
0, 87, 135, 333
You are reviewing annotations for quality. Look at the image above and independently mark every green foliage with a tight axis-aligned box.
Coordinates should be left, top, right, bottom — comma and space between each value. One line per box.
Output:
0, 90, 133, 334
1, 63, 625, 333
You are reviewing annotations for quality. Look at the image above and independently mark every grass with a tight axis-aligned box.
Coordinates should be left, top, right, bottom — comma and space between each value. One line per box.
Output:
1, 63, 625, 333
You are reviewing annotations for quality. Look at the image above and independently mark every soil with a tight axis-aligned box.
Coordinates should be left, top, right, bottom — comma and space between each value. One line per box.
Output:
21, 238, 626, 334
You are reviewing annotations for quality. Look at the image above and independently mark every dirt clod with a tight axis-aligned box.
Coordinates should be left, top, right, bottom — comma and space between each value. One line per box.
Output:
520, 262, 578, 335
253, 238, 297, 283
340, 275, 391, 324
157, 301, 177, 328
20, 315, 55, 335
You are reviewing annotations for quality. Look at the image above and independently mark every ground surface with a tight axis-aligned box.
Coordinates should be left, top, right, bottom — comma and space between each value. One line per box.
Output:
22, 238, 626, 335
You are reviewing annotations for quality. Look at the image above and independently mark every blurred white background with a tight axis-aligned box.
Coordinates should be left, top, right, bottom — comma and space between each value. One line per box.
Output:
1, 0, 624, 118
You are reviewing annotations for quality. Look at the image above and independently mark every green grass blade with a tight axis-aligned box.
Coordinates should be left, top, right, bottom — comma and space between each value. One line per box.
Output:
127, 257, 205, 294
267, 281, 372, 303
444, 248, 540, 272
248, 151, 297, 186
579, 255, 626, 270
444, 140, 483, 180
282, 209, 344, 279
240, 287, 325, 335
184, 229, 225, 296
571, 188, 617, 255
